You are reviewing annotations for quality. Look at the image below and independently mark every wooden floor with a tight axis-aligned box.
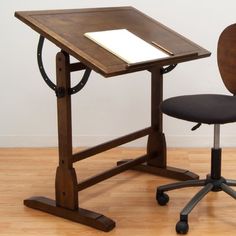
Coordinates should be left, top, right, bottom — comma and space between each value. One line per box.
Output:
0, 148, 236, 236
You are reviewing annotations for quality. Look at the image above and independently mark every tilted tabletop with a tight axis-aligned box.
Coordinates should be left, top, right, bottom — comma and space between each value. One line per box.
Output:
14, 6, 211, 231
15, 6, 210, 77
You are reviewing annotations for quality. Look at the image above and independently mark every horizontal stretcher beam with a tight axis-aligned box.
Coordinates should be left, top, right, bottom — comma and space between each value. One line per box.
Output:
69, 62, 87, 72
72, 127, 152, 163
77, 154, 147, 191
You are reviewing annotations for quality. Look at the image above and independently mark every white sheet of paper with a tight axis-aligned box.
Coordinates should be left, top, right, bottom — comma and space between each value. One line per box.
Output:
84, 29, 169, 65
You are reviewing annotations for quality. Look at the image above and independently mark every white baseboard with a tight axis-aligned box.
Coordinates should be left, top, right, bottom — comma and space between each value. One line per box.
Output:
0, 135, 236, 148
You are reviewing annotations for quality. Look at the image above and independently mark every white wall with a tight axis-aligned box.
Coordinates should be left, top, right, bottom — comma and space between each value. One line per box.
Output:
1, 0, 236, 148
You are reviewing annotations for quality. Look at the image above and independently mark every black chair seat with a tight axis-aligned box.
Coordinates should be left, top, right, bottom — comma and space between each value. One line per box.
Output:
161, 94, 236, 124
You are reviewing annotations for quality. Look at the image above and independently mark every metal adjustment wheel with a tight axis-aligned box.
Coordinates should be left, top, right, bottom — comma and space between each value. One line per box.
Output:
37, 35, 91, 97
176, 220, 189, 234
156, 191, 169, 206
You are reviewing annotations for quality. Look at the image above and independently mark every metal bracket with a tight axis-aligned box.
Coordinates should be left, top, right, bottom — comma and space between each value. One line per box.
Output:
37, 36, 57, 91
69, 68, 91, 95
161, 64, 177, 74
37, 35, 91, 97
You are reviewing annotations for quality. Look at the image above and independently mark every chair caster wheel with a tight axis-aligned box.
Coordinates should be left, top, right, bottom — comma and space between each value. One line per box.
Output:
176, 220, 189, 234
156, 192, 169, 206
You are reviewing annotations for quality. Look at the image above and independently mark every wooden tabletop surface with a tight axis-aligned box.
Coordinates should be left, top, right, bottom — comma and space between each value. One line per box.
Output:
15, 6, 210, 77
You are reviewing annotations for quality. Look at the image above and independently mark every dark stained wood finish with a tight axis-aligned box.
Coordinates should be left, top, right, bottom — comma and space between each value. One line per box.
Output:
24, 197, 115, 232
24, 50, 116, 231
73, 127, 152, 162
77, 155, 147, 191
15, 6, 211, 231
15, 7, 210, 77
217, 23, 236, 95
69, 62, 87, 72
55, 51, 78, 210
116, 66, 198, 180
56, 51, 73, 169
116, 161, 199, 181
147, 66, 166, 167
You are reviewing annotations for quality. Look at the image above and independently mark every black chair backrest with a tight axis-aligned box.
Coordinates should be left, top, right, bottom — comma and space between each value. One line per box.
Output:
217, 23, 236, 95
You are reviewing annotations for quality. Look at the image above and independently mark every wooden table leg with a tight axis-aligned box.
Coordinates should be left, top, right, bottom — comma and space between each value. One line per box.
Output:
117, 67, 198, 181
24, 51, 115, 232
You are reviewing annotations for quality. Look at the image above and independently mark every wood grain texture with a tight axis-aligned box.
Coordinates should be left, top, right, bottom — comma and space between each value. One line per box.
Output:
55, 51, 78, 210
15, 7, 210, 77
1, 147, 236, 235
217, 23, 236, 94
147, 67, 166, 167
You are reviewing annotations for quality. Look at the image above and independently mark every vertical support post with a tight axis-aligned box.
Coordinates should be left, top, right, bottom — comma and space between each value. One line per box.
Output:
55, 51, 78, 210
147, 66, 167, 168
213, 124, 220, 149
23, 51, 116, 232
116, 66, 198, 180
211, 124, 221, 179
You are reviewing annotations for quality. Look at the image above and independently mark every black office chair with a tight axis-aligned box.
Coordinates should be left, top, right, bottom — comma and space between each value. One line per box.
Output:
156, 24, 236, 234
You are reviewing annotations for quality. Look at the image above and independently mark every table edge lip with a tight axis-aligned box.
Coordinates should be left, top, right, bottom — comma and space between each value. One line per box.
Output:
14, 6, 134, 17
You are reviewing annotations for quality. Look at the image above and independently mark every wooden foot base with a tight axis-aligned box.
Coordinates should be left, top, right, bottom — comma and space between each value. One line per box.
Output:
117, 159, 199, 181
24, 197, 115, 232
